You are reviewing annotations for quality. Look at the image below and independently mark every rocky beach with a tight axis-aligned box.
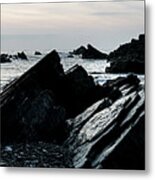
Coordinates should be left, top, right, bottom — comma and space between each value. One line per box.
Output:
0, 34, 145, 169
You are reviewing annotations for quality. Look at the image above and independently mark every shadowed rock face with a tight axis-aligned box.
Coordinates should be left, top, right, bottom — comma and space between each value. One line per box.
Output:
100, 116, 145, 169
65, 74, 144, 170
106, 34, 145, 74
0, 50, 109, 143
0, 50, 66, 143
62, 65, 96, 116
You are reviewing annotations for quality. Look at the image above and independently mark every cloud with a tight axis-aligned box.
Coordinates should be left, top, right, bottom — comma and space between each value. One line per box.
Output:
1, 1, 144, 30
1, 0, 144, 52
92, 11, 133, 16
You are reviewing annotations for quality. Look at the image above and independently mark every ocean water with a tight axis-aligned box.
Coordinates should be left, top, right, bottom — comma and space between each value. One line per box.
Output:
0, 51, 144, 92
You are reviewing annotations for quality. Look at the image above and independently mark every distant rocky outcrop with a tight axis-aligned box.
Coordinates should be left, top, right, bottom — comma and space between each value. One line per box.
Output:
72, 46, 86, 55
72, 44, 107, 59
106, 34, 145, 74
17, 51, 28, 60
0, 52, 28, 62
82, 44, 108, 59
0, 54, 11, 63
34, 51, 42, 55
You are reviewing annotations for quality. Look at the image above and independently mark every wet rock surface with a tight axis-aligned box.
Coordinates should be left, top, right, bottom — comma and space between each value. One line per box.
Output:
0, 142, 73, 168
0, 51, 145, 169
106, 34, 145, 74
65, 75, 144, 169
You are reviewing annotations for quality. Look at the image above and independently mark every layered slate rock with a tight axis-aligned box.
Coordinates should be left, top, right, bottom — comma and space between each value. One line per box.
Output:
0, 54, 11, 63
65, 74, 145, 170
100, 117, 145, 169
106, 34, 145, 74
72, 44, 107, 59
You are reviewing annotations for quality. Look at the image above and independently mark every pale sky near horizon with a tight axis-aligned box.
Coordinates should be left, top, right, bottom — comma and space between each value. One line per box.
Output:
1, 0, 144, 52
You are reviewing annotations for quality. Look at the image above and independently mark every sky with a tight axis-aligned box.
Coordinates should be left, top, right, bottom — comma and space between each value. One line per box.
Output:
1, 0, 144, 52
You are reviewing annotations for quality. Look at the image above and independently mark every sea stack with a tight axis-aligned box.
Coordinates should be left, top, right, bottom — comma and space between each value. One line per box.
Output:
72, 44, 107, 59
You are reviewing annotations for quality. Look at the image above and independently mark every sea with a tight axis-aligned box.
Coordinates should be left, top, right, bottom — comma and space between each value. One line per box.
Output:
0, 50, 144, 92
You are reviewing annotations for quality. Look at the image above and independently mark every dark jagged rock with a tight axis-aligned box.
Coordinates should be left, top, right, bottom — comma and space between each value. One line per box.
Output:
72, 44, 107, 59
19, 90, 66, 141
0, 50, 66, 143
106, 34, 145, 74
0, 72, 145, 169
62, 65, 122, 117
34, 51, 42, 55
0, 54, 11, 63
62, 65, 96, 116
72, 46, 87, 55
17, 51, 28, 60
82, 44, 108, 59
0, 50, 109, 143
65, 75, 144, 169
106, 60, 144, 74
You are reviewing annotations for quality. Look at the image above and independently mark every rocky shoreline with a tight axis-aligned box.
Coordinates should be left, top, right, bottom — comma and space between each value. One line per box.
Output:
106, 34, 145, 74
0, 51, 28, 63
1, 34, 145, 75
0, 49, 145, 169
70, 34, 145, 74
